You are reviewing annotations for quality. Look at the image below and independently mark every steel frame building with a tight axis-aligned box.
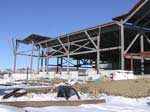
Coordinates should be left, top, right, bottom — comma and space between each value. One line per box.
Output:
13, 0, 150, 74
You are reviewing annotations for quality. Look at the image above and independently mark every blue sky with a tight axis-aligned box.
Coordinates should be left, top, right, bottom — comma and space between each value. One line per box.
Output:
0, 0, 137, 69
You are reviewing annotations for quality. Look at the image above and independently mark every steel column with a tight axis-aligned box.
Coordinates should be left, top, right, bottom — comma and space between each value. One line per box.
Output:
57, 58, 59, 73
60, 57, 63, 74
41, 50, 44, 72
37, 46, 40, 74
77, 59, 79, 71
46, 48, 49, 74
130, 55, 134, 71
13, 52, 17, 73
67, 37, 70, 74
13, 39, 19, 73
97, 27, 101, 74
140, 34, 144, 75
30, 41, 34, 73
67, 54, 70, 74
120, 23, 125, 70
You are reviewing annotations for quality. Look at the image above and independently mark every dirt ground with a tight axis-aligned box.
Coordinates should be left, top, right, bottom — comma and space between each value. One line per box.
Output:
74, 78, 150, 98
18, 78, 150, 98
0, 100, 105, 107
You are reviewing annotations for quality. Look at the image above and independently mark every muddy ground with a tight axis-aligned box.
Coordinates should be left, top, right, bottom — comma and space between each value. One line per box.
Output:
74, 78, 150, 98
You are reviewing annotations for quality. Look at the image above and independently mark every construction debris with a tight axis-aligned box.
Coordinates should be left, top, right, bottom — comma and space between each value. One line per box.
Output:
57, 85, 80, 100
3, 88, 27, 99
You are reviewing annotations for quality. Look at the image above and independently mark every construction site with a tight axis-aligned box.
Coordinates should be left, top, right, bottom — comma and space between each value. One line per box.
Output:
13, 0, 150, 76
0, 0, 150, 112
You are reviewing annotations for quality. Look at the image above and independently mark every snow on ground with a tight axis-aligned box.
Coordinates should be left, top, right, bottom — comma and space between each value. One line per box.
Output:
0, 104, 26, 112
1, 91, 149, 111
0, 82, 53, 90
0, 78, 13, 85
1, 93, 94, 102
0, 78, 150, 111
24, 94, 150, 112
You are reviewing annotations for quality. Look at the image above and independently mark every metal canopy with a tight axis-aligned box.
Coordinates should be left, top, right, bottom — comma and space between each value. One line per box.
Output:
38, 22, 117, 48
40, 22, 120, 61
18, 34, 51, 44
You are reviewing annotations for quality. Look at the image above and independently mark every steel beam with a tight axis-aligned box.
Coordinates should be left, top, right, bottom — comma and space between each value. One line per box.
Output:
84, 31, 97, 49
124, 33, 140, 54
47, 47, 64, 58
57, 38, 68, 52
48, 64, 92, 68
46, 45, 64, 54
142, 33, 150, 45
125, 56, 150, 60
45, 46, 121, 58
42, 37, 97, 49
16, 49, 37, 54
51, 47, 65, 54
71, 41, 92, 53
34, 22, 116, 46
16, 53, 38, 57
73, 43, 95, 50
124, 24, 150, 32
62, 57, 75, 66
99, 46, 121, 52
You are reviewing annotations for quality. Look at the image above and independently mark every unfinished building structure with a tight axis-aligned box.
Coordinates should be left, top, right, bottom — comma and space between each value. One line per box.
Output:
13, 0, 150, 75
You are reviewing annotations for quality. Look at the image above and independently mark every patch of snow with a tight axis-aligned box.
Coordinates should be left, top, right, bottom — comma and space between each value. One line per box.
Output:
0, 104, 25, 112
24, 94, 150, 112
1, 93, 95, 102
0, 79, 13, 85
